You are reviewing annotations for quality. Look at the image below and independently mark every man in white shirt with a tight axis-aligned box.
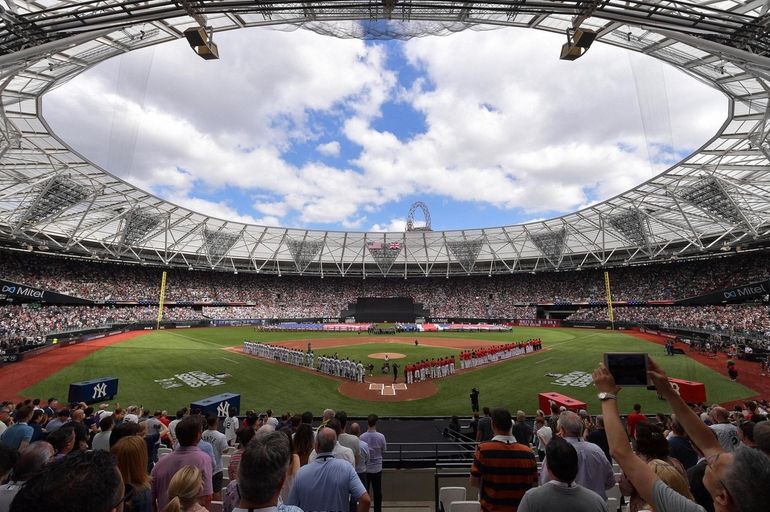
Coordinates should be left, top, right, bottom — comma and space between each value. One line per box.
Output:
91, 415, 113, 452
539, 411, 615, 500
201, 415, 229, 499
0, 406, 10, 437
308, 419, 355, 466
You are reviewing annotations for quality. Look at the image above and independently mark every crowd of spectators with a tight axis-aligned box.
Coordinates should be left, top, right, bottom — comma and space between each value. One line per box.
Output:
1, 379, 770, 512
0, 305, 206, 353
568, 305, 770, 339
0, 399, 387, 512
1, 249, 768, 309
2, 248, 769, 353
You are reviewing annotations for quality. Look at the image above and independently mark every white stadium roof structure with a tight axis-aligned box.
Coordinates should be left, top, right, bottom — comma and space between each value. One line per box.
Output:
0, 0, 769, 277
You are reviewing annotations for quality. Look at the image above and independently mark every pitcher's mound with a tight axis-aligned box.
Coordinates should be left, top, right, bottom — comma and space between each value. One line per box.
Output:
368, 352, 406, 360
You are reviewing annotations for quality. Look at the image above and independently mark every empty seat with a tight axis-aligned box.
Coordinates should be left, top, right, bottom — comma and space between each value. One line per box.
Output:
607, 497, 619, 512
450, 501, 480, 512
221, 453, 232, 478
439, 487, 466, 512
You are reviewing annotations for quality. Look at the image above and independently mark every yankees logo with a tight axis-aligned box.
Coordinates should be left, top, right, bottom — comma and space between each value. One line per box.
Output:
92, 382, 108, 399
216, 401, 230, 417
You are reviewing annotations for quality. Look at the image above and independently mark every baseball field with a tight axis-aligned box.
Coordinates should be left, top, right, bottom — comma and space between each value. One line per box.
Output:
10, 327, 757, 416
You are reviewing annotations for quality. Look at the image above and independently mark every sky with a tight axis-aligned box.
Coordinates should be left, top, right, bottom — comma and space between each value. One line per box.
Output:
43, 26, 726, 232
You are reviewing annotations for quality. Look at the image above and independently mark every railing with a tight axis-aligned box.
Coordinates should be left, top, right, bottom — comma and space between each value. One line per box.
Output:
383, 440, 478, 469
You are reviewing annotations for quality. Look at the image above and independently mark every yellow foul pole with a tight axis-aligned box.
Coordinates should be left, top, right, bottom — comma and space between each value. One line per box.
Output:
604, 271, 615, 330
156, 271, 167, 330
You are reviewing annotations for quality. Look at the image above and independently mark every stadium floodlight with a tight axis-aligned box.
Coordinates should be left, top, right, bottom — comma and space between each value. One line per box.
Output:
529, 228, 568, 267
182, 27, 219, 60
677, 176, 753, 231
447, 238, 484, 272
16, 175, 90, 227
608, 209, 653, 255
559, 27, 596, 61
203, 228, 239, 262
287, 237, 324, 273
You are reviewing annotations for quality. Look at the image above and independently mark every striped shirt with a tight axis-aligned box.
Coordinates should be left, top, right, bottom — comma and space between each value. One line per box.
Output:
471, 435, 538, 512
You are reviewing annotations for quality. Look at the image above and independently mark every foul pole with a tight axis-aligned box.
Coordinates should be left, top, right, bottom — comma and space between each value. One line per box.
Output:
156, 271, 167, 330
604, 271, 615, 330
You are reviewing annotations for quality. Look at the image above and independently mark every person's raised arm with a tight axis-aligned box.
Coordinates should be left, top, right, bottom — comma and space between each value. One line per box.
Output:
592, 363, 658, 506
646, 357, 721, 457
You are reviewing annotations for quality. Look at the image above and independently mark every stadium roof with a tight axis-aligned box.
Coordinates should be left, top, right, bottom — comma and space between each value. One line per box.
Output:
0, 0, 769, 277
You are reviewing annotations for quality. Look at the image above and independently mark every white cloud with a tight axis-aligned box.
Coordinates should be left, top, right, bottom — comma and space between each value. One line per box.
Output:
370, 218, 408, 232
42, 27, 725, 230
316, 141, 341, 157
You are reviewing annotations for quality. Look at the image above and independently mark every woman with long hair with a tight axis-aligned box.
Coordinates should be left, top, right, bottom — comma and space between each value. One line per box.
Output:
618, 421, 688, 512
111, 435, 152, 512
294, 423, 314, 466
163, 466, 206, 512
279, 428, 301, 503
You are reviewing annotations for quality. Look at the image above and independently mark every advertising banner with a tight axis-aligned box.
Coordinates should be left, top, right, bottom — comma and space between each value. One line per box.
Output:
676, 279, 770, 305
515, 319, 561, 327
0, 280, 93, 305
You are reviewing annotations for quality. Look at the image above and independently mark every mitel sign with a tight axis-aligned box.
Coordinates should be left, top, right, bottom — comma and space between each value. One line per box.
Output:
0, 280, 93, 305
1, 284, 44, 299
676, 278, 770, 306
723, 283, 767, 299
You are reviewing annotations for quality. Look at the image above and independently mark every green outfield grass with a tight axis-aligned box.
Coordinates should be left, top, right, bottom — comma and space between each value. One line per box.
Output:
22, 327, 756, 416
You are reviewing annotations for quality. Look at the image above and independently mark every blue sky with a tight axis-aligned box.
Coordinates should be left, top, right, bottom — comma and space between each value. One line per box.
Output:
44, 27, 725, 232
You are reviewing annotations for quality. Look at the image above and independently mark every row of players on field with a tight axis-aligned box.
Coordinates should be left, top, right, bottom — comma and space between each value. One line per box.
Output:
242, 338, 543, 382
458, 339, 543, 369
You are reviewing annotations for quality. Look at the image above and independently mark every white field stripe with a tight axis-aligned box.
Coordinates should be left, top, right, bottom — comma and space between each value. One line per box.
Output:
220, 357, 240, 364
165, 331, 224, 348
534, 357, 553, 365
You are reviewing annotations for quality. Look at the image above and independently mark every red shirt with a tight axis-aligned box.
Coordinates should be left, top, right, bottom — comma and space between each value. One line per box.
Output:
626, 411, 647, 437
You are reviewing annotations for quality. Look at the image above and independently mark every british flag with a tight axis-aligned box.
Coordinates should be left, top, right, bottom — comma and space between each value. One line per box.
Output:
388, 241, 402, 250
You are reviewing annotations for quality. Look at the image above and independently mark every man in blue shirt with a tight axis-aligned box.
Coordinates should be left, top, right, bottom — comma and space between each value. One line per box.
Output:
288, 427, 371, 512
0, 406, 33, 452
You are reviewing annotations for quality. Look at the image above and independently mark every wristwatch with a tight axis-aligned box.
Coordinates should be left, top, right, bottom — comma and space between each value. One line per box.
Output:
597, 392, 617, 401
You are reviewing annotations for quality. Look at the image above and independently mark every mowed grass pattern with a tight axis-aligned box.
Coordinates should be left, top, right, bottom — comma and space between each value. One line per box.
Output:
22, 327, 755, 416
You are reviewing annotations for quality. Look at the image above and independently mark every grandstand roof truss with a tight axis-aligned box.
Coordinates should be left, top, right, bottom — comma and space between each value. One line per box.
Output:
0, 0, 769, 276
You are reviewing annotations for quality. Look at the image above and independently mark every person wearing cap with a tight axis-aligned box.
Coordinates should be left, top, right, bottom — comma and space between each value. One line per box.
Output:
123, 413, 139, 424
